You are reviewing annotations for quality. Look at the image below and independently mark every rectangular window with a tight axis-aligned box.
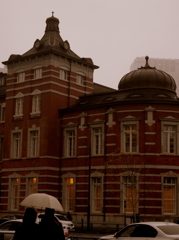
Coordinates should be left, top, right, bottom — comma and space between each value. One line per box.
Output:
0, 77, 5, 86
60, 69, 69, 80
29, 130, 39, 157
163, 125, 177, 154
15, 98, 23, 116
65, 130, 76, 157
0, 104, 5, 122
28, 177, 37, 194
123, 124, 138, 153
12, 132, 21, 158
91, 177, 102, 213
11, 178, 19, 210
76, 74, 85, 85
32, 95, 41, 114
65, 178, 75, 211
34, 69, 42, 79
17, 72, 25, 82
123, 176, 137, 213
91, 126, 103, 155
163, 177, 176, 214
0, 137, 4, 161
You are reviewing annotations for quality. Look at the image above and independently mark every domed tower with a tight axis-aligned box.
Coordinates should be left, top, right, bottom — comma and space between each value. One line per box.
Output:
118, 56, 177, 101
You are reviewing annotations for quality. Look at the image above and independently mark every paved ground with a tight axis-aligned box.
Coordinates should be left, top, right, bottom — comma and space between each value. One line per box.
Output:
69, 232, 110, 239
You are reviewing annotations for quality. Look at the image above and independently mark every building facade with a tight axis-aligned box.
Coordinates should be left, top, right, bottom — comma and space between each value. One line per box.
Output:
0, 14, 99, 215
1, 14, 179, 229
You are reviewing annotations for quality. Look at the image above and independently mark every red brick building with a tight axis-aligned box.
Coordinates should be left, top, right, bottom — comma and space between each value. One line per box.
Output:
1, 14, 179, 228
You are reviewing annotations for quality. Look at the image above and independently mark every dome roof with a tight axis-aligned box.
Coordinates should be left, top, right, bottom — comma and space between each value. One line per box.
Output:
118, 56, 176, 94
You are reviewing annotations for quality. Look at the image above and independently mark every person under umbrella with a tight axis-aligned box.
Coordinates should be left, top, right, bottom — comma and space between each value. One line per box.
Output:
39, 207, 65, 240
13, 207, 39, 240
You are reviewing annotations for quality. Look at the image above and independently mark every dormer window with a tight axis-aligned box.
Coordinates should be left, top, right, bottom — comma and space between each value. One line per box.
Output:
17, 72, 25, 83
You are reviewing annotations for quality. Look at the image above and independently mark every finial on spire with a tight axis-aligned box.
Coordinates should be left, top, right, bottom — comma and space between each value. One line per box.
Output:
144, 56, 150, 68
138, 56, 155, 70
52, 12, 54, 17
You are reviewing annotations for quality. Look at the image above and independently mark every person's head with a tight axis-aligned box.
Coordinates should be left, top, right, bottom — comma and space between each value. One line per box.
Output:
45, 207, 54, 221
23, 207, 37, 224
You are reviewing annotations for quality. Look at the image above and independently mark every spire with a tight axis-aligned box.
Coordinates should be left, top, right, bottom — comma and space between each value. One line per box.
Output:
45, 12, 59, 32
144, 56, 150, 68
138, 56, 155, 70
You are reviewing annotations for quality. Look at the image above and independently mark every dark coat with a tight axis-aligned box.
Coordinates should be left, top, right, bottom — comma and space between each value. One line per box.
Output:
39, 217, 65, 240
13, 222, 39, 240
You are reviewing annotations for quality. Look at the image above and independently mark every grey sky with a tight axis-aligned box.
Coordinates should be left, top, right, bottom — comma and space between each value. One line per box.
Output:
1, 0, 179, 89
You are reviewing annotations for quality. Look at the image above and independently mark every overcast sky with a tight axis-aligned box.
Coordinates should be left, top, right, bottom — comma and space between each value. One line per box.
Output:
1, 0, 179, 89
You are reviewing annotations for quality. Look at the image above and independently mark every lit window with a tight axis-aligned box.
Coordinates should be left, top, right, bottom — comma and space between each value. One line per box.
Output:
76, 74, 85, 85
32, 95, 41, 114
65, 178, 75, 211
123, 176, 137, 213
91, 126, 104, 155
28, 177, 37, 194
11, 178, 20, 211
28, 129, 39, 157
91, 177, 102, 213
163, 177, 176, 214
12, 132, 22, 158
34, 68, 42, 79
64, 129, 76, 157
163, 125, 177, 154
15, 98, 23, 117
60, 69, 69, 80
122, 123, 138, 153
17, 72, 25, 82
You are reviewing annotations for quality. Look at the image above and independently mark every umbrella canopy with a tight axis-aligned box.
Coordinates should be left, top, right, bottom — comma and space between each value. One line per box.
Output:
20, 193, 64, 211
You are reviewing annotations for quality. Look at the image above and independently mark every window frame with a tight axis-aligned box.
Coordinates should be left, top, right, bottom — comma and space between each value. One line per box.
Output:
64, 128, 76, 157
0, 76, 5, 86
30, 89, 41, 116
11, 129, 22, 159
17, 72, 25, 83
32, 94, 41, 115
33, 68, 42, 79
121, 121, 139, 153
28, 127, 40, 157
62, 173, 76, 212
91, 173, 103, 213
76, 72, 85, 85
15, 97, 23, 117
60, 67, 69, 81
122, 175, 138, 214
161, 121, 179, 155
9, 177, 20, 211
0, 136, 4, 161
91, 124, 104, 156
163, 176, 177, 215
0, 103, 5, 122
